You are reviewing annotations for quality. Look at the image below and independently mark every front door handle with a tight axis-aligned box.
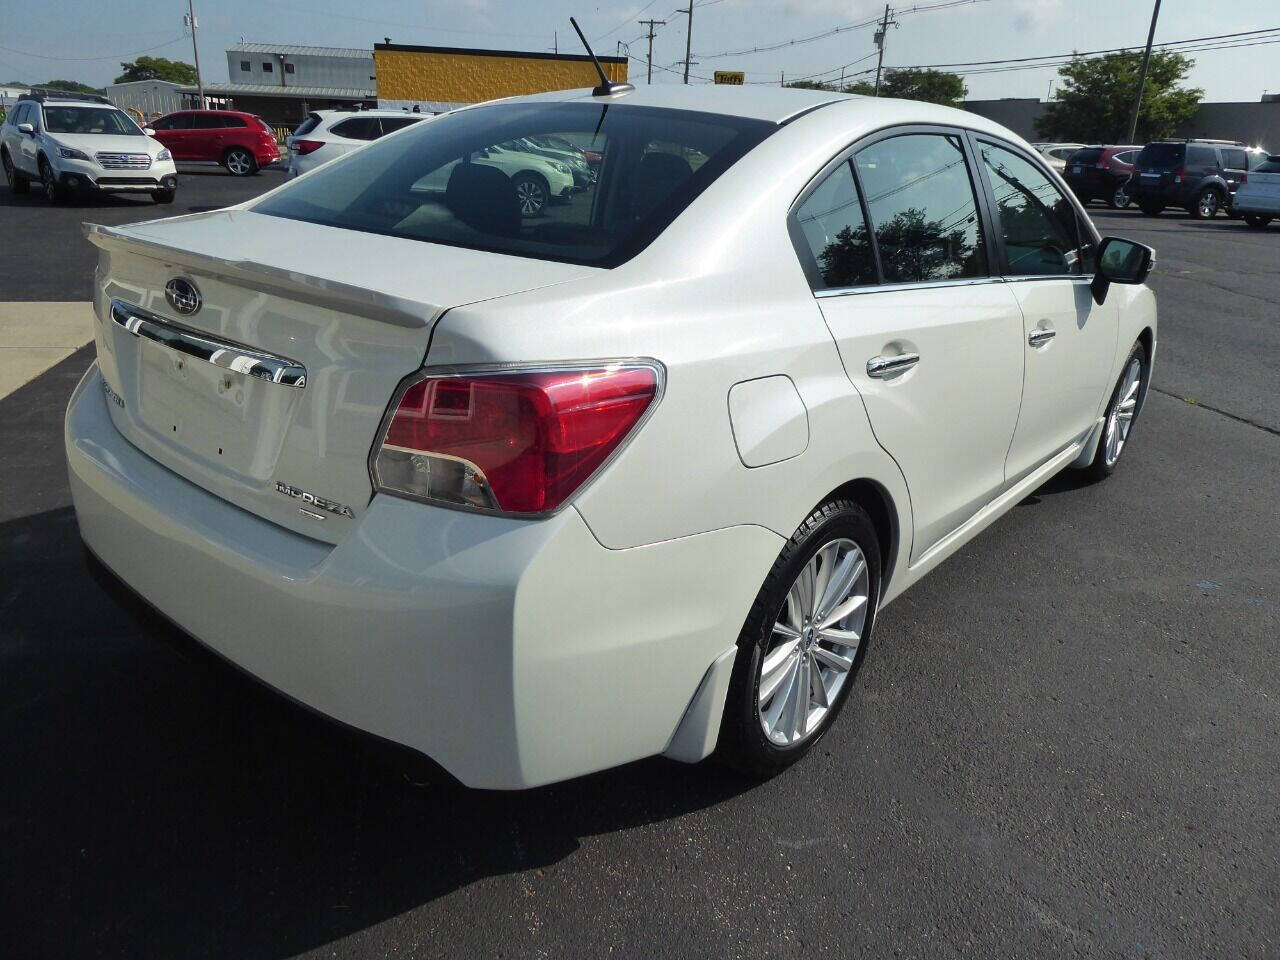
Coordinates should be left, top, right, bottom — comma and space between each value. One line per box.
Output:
866, 353, 920, 378
1028, 328, 1057, 347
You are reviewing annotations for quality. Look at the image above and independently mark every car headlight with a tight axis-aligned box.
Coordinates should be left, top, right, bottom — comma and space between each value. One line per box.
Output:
58, 146, 91, 161
155, 148, 172, 162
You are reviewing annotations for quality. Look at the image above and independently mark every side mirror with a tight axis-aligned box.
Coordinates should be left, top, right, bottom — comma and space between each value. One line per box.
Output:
1091, 236, 1155, 305
17, 122, 34, 135
143, 127, 156, 136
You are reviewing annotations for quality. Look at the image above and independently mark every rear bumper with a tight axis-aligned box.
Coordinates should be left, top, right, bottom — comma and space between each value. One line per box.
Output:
65, 364, 780, 788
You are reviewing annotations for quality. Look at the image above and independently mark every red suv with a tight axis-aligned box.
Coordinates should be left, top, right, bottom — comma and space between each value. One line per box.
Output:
1061, 145, 1141, 208
149, 110, 280, 176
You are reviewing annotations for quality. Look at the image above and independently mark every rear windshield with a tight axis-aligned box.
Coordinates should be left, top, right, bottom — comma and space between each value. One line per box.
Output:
1070, 148, 1103, 164
1137, 142, 1184, 168
292, 113, 322, 137
42, 106, 142, 136
253, 102, 774, 267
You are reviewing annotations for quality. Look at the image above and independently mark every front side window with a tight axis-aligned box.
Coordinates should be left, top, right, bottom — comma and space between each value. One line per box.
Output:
977, 140, 1084, 277
853, 133, 986, 284
254, 102, 772, 267
379, 116, 422, 135
191, 113, 225, 130
794, 161, 874, 289
41, 106, 142, 136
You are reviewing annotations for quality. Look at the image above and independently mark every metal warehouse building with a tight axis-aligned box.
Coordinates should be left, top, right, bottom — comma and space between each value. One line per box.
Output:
373, 43, 628, 113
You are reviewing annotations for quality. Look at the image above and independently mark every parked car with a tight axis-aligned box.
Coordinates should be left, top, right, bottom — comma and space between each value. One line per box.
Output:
1, 90, 178, 203
412, 140, 578, 216
287, 109, 428, 178
149, 109, 280, 176
67, 87, 1156, 789
1062, 145, 1141, 208
1127, 138, 1258, 218
1233, 153, 1280, 228
504, 136, 595, 189
1031, 142, 1087, 171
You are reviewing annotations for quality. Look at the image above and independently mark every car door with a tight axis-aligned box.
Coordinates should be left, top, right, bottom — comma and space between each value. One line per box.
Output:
10, 103, 37, 173
970, 136, 1116, 485
797, 128, 1026, 562
153, 112, 194, 160
187, 113, 226, 161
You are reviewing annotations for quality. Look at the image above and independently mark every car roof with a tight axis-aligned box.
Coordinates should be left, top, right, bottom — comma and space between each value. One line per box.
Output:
317, 109, 430, 119
165, 109, 257, 117
499, 84, 849, 124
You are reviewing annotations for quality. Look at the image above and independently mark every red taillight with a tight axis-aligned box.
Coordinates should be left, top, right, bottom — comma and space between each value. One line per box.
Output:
293, 139, 324, 155
373, 364, 660, 514
1174, 167, 1185, 183
1240, 172, 1248, 183
1096, 160, 1109, 169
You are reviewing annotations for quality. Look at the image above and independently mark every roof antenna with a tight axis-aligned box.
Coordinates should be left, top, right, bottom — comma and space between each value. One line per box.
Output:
569, 16, 635, 97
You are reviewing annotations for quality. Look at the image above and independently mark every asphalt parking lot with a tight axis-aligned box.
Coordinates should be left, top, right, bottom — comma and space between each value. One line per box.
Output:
2, 173, 1277, 959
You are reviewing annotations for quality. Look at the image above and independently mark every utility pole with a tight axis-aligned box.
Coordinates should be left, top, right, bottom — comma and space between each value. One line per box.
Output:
639, 18, 665, 84
185, 0, 205, 109
1126, 0, 1162, 143
681, 2, 694, 84
873, 4, 896, 96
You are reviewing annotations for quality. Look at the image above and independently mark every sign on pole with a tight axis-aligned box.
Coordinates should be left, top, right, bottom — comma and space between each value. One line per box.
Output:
713, 71, 745, 85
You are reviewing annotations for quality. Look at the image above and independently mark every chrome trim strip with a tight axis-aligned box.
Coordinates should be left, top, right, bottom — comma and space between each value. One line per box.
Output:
1027, 329, 1057, 346
108, 299, 307, 388
815, 276, 1006, 299
866, 353, 921, 378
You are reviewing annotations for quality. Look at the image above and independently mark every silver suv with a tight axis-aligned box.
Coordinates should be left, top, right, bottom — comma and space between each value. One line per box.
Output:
1, 90, 179, 204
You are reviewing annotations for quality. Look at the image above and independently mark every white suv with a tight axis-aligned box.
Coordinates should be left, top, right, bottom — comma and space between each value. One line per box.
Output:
286, 109, 428, 179
1, 91, 178, 204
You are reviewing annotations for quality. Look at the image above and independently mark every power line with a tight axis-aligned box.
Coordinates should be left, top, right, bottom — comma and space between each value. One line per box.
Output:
0, 36, 187, 62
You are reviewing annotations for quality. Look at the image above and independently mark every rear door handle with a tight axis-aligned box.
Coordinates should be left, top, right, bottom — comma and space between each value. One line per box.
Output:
866, 353, 920, 378
1028, 328, 1057, 347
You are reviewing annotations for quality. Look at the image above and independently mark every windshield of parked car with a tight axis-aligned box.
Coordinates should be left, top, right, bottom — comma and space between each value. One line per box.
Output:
253, 102, 774, 267
1137, 142, 1184, 169
42, 106, 142, 136
1255, 157, 1280, 173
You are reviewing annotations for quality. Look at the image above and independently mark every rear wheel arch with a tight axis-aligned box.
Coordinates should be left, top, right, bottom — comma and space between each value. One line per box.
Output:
815, 478, 900, 597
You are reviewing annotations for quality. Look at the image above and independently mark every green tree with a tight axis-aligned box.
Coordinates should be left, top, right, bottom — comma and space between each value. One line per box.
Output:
37, 79, 103, 94
786, 69, 966, 106
1036, 51, 1202, 143
114, 56, 198, 85
876, 68, 967, 107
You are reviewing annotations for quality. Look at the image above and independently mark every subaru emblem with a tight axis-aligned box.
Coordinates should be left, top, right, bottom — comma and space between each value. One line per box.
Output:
164, 277, 202, 316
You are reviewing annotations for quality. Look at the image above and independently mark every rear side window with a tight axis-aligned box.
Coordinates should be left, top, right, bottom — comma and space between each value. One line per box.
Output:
976, 140, 1085, 277
220, 115, 247, 128
1185, 145, 1216, 167
292, 113, 321, 137
853, 133, 987, 284
794, 161, 875, 289
331, 116, 381, 141
1222, 148, 1247, 170
1113, 150, 1137, 164
379, 116, 422, 134
1138, 143, 1184, 169
254, 102, 772, 268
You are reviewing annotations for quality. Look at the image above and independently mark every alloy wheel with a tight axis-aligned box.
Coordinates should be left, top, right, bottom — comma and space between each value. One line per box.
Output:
1103, 357, 1142, 467
1112, 185, 1130, 208
1197, 191, 1219, 218
41, 162, 56, 202
3, 154, 13, 188
515, 177, 546, 216
757, 537, 869, 746
226, 150, 252, 176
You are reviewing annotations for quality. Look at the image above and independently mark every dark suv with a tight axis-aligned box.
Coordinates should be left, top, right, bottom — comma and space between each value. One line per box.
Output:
1128, 139, 1258, 218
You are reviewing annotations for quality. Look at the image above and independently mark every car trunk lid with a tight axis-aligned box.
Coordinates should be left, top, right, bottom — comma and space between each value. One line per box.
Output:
86, 210, 595, 544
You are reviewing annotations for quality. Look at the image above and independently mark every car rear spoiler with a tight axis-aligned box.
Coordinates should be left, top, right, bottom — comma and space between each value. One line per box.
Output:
83, 221, 438, 330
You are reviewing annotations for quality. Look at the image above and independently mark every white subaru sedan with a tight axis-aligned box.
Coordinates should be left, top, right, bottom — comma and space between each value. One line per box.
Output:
66, 86, 1156, 789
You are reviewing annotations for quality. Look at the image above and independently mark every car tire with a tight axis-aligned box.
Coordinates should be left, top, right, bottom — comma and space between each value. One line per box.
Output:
1083, 340, 1149, 483
2, 149, 29, 194
223, 147, 257, 177
718, 499, 881, 777
151, 188, 176, 204
38, 157, 64, 204
1109, 184, 1131, 209
1138, 200, 1163, 216
1189, 187, 1222, 219
511, 171, 549, 217
1243, 214, 1272, 229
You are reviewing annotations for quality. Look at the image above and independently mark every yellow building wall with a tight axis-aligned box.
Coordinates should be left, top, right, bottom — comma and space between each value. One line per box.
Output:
375, 49, 628, 105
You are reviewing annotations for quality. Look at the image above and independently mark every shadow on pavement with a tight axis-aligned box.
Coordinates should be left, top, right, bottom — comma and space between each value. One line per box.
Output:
1, 504, 755, 958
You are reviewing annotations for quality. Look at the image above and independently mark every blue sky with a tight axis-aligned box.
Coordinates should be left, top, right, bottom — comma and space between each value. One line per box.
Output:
1, 0, 1275, 102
